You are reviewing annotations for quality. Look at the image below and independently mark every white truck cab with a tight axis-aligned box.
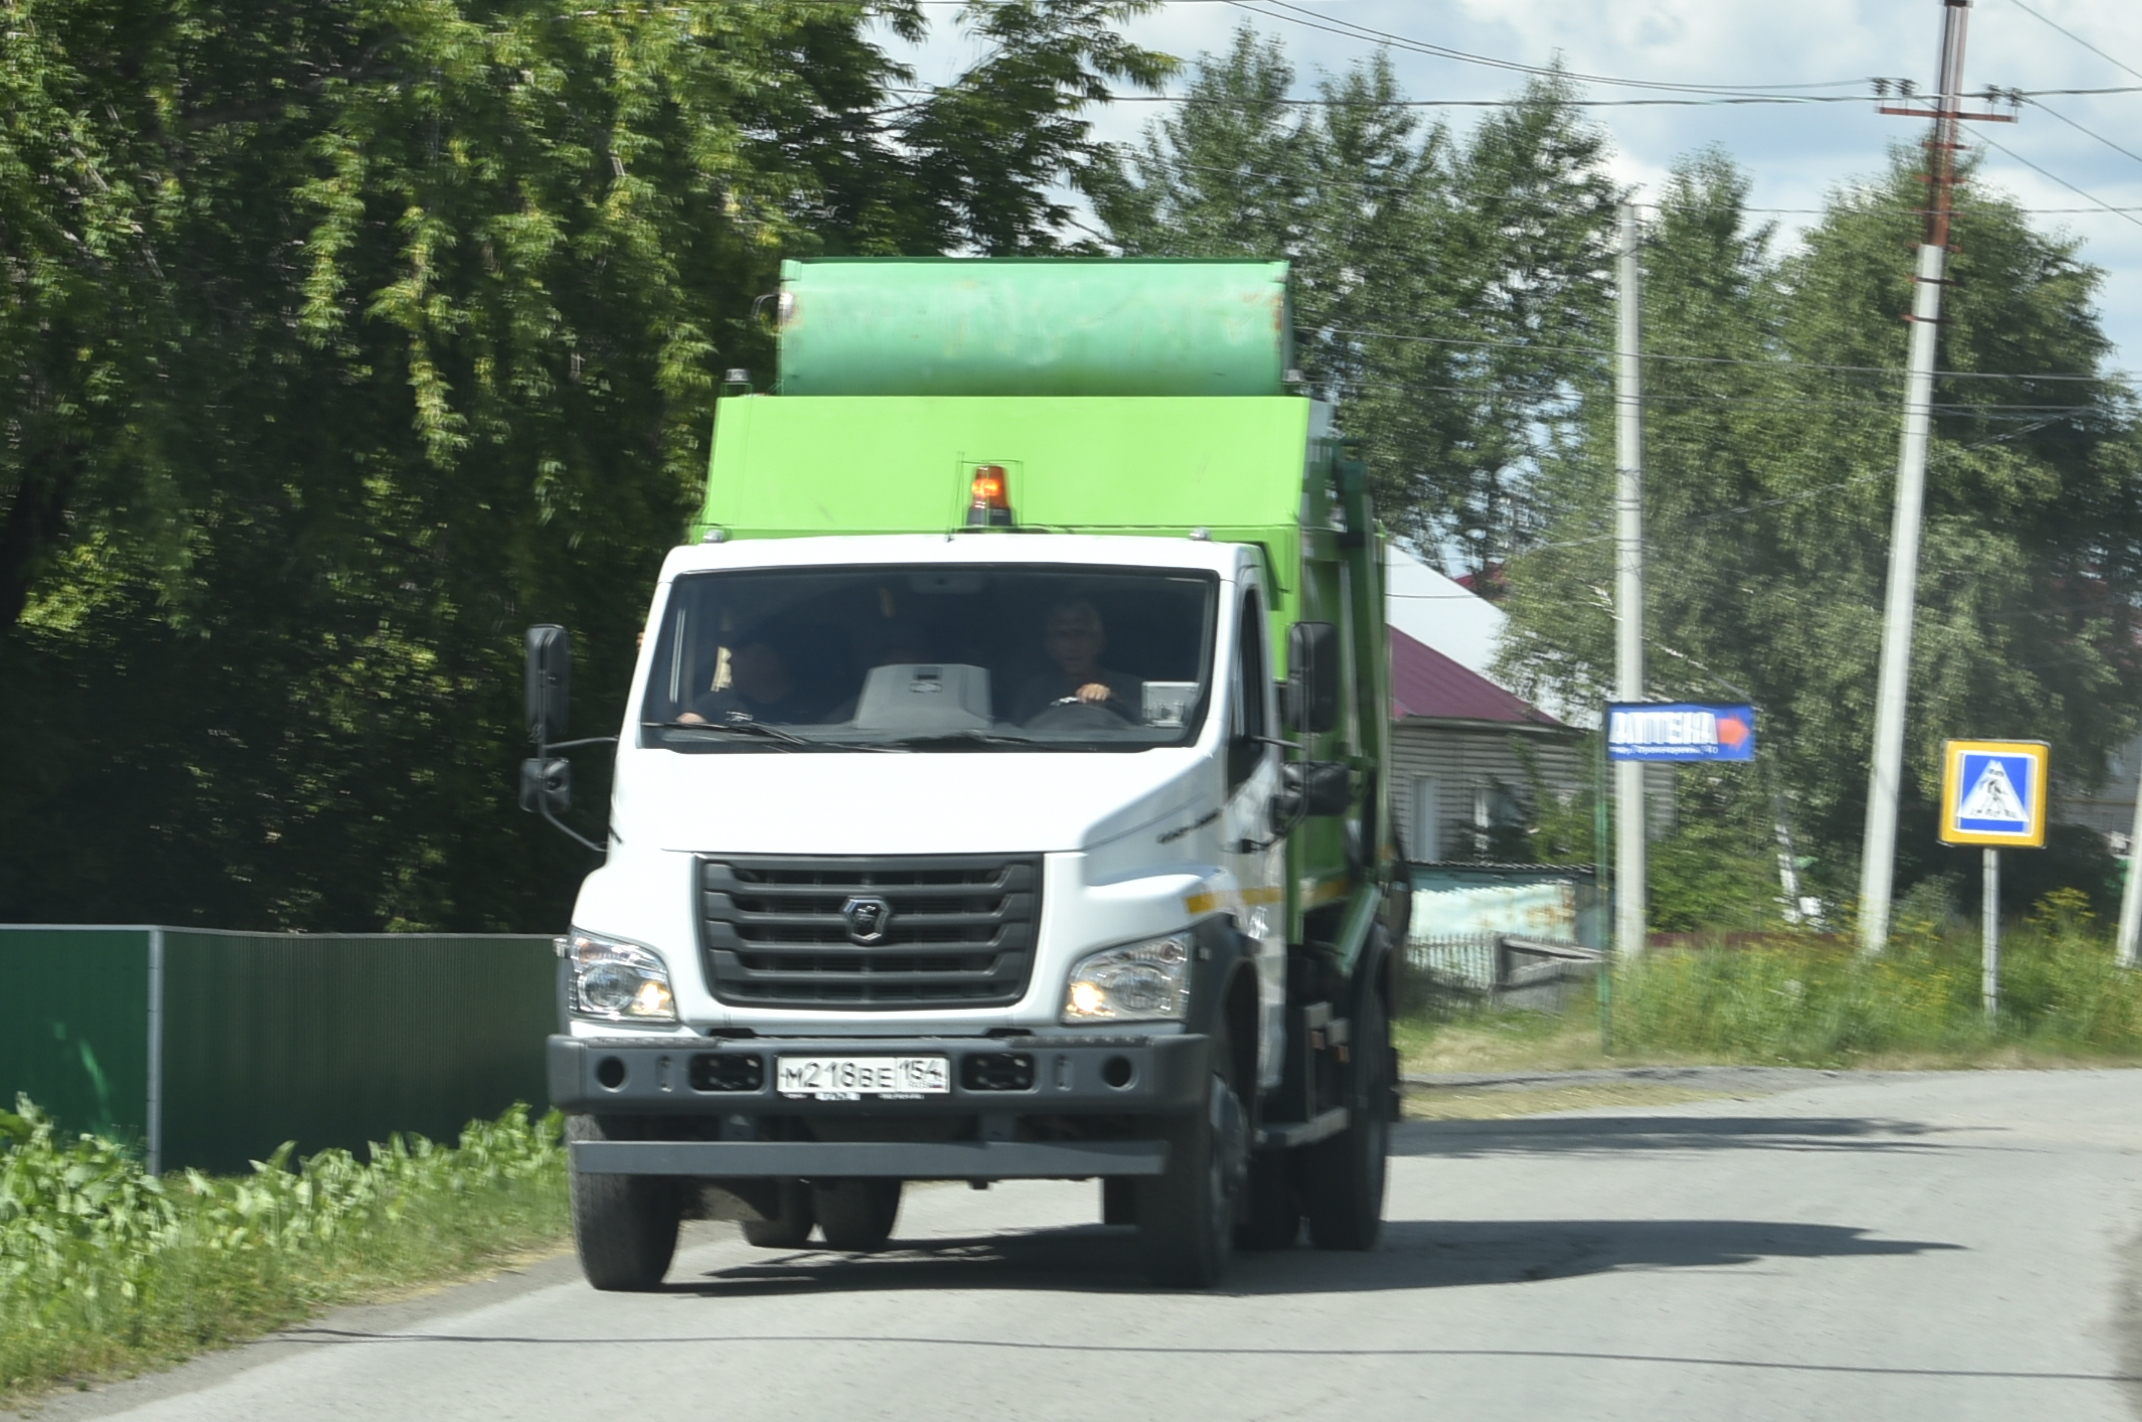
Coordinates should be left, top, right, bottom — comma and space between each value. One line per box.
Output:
566, 533, 1286, 1063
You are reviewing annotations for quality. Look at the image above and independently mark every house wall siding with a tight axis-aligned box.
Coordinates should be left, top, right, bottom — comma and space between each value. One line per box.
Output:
1389, 721, 1670, 861
2055, 729, 2142, 848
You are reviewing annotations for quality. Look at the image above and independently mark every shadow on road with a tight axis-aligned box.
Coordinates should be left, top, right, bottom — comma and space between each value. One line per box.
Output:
274, 1312, 2135, 1384
648, 1214, 1960, 1298
275, 1222, 2000, 1375
1394, 1114, 1958, 1160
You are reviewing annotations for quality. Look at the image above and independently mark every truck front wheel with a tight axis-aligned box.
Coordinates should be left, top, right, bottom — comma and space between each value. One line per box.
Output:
1139, 1024, 1248, 1288
566, 1114, 681, 1291
814, 1179, 903, 1251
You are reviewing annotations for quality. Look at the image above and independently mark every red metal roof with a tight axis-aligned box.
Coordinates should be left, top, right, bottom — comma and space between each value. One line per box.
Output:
1390, 626, 1565, 728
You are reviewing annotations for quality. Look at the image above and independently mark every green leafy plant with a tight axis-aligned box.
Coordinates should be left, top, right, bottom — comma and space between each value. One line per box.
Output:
0, 1099, 566, 1406
1604, 916, 2142, 1065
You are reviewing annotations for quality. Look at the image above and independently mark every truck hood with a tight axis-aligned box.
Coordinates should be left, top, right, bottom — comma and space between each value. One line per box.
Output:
616, 747, 1212, 857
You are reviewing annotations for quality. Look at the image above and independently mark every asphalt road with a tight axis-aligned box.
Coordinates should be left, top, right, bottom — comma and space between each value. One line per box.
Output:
42, 1069, 2142, 1422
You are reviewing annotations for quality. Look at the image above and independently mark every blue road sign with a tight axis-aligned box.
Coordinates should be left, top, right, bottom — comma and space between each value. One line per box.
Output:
1940, 740, 2048, 848
1606, 703, 1756, 763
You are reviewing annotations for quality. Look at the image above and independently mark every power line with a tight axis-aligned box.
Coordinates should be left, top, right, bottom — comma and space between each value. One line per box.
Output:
2026, 98, 2142, 172
1742, 205, 2142, 214
896, 86, 1882, 109
1476, 413, 2096, 562
2003, 0, 2142, 84
1223, 0, 1869, 98
1139, 152, 2142, 220
1338, 374, 2105, 418
1974, 130, 2142, 232
1130, 151, 2142, 222
898, 78, 2142, 110
1324, 326, 2133, 387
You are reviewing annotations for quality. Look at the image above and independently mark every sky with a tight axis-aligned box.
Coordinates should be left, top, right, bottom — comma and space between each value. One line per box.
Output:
909, 0, 2142, 379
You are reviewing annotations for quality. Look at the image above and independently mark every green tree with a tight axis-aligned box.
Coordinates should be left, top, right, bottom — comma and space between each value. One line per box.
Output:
1097, 31, 1617, 571
0, 0, 1171, 929
1499, 147, 2142, 903
1423, 75, 1617, 573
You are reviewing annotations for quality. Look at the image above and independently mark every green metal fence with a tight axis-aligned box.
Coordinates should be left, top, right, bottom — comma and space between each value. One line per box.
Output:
1, 926, 557, 1174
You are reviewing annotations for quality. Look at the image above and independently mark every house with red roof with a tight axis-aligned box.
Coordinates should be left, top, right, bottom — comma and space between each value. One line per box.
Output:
1386, 624, 1586, 862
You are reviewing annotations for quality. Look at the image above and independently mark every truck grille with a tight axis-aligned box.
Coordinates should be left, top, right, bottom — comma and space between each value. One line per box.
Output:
698, 855, 1041, 1009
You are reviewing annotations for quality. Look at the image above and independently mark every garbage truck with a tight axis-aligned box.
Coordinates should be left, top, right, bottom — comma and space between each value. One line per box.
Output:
524, 258, 1407, 1290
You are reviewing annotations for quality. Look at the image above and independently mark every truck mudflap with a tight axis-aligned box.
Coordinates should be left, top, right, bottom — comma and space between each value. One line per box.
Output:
547, 1032, 1212, 1117
570, 1138, 1168, 1179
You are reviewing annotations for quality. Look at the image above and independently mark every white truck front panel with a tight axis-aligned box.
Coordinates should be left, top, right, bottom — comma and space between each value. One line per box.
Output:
569, 533, 1274, 1043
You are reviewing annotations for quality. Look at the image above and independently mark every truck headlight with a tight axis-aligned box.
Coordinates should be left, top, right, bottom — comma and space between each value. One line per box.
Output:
567, 931, 677, 1022
1061, 933, 1192, 1023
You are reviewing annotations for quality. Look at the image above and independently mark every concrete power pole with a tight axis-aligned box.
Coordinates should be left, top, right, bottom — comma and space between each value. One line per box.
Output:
1858, 0, 2013, 955
1615, 200, 1647, 959
2116, 744, 2142, 967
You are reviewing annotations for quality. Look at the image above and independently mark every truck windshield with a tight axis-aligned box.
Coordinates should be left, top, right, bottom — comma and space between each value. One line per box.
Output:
640, 565, 1217, 752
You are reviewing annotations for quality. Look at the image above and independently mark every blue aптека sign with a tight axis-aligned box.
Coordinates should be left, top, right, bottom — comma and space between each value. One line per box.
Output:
1606, 703, 1756, 762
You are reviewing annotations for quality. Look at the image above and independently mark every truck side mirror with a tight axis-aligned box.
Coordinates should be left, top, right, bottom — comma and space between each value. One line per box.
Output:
519, 757, 573, 815
525, 624, 571, 746
1285, 621, 1340, 735
1283, 760, 1352, 816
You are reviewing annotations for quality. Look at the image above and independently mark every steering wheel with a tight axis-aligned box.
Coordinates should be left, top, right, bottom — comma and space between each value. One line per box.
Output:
1024, 694, 1137, 730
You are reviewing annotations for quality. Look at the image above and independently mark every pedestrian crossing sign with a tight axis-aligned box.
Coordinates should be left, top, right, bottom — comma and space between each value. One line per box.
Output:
1939, 739, 2049, 847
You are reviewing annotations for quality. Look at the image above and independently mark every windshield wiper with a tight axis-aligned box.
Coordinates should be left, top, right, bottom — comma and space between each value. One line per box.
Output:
877, 729, 1045, 750
644, 718, 807, 747
646, 719, 923, 753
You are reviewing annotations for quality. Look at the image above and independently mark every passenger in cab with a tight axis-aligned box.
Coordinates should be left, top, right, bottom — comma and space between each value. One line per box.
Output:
679, 625, 838, 725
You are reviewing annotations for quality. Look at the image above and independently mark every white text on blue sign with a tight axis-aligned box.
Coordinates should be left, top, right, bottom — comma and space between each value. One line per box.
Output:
1606, 703, 1757, 763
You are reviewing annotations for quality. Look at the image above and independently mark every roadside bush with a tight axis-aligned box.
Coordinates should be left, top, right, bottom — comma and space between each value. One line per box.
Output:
1608, 891, 2142, 1064
0, 1100, 566, 1404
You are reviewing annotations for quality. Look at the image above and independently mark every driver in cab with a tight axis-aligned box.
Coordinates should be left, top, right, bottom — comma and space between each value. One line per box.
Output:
1015, 597, 1142, 724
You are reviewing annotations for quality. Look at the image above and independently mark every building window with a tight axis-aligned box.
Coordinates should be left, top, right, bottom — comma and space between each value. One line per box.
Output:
1411, 777, 1439, 861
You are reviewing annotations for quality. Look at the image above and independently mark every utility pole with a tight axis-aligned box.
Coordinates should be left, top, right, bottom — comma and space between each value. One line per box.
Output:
1857, 0, 2015, 955
1615, 199, 1647, 960
2116, 743, 2142, 968
1983, 847, 2001, 1019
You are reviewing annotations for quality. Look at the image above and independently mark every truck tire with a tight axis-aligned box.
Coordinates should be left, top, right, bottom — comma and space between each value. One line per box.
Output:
1235, 1152, 1301, 1250
1139, 1023, 1248, 1288
741, 1179, 817, 1248
1305, 978, 1390, 1251
566, 1114, 681, 1291
813, 1179, 902, 1251
1101, 1176, 1138, 1226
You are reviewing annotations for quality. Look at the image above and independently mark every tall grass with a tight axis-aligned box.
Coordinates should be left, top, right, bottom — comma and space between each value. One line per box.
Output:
1611, 890, 2142, 1064
0, 1100, 567, 1405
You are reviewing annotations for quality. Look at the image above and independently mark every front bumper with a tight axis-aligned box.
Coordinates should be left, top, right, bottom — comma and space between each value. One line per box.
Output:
547, 1032, 1211, 1117
569, 1138, 1168, 1179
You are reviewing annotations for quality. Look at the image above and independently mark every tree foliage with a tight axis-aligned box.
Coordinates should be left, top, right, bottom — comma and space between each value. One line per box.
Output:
0, 0, 1169, 928
1096, 26, 1616, 564
1498, 147, 2142, 900
4, 4, 2135, 931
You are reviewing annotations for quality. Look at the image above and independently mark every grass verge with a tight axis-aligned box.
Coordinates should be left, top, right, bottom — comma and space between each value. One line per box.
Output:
1396, 1009, 1625, 1075
0, 1099, 568, 1411
1400, 900, 2142, 1073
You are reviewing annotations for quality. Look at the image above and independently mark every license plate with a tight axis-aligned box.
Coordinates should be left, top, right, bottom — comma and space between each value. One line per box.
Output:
776, 1055, 951, 1099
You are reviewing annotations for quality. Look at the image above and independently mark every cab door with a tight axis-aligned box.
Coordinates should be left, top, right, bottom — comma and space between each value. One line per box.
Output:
1222, 576, 1288, 1090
